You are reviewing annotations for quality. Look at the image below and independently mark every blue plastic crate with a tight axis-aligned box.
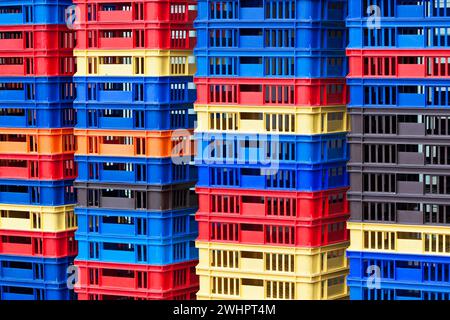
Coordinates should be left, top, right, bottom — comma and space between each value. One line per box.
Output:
74, 76, 196, 106
75, 104, 195, 131
348, 251, 450, 286
348, 0, 450, 20
348, 24, 450, 48
0, 105, 75, 128
0, 77, 74, 104
349, 283, 450, 300
0, 254, 75, 284
75, 207, 197, 239
196, 161, 349, 191
195, 132, 348, 165
348, 78, 450, 108
195, 23, 347, 51
0, 77, 74, 128
194, 50, 347, 78
0, 179, 75, 206
197, 0, 347, 22
0, 0, 73, 25
75, 233, 198, 265
75, 155, 197, 185
0, 281, 74, 300
347, 251, 450, 300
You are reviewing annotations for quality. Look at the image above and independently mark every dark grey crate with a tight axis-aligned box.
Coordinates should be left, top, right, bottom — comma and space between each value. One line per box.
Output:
349, 107, 450, 142
75, 181, 197, 211
349, 140, 450, 168
349, 196, 450, 226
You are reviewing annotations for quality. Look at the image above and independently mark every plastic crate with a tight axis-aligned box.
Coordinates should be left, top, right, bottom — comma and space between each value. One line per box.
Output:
348, 49, 450, 79
197, 241, 349, 278
0, 179, 75, 206
75, 129, 194, 158
0, 106, 75, 129
194, 77, 348, 107
0, 76, 74, 104
348, 195, 450, 225
0, 203, 76, 232
348, 107, 450, 139
76, 286, 197, 300
74, 76, 195, 106
349, 283, 450, 300
196, 269, 348, 300
0, 254, 75, 284
0, 128, 75, 155
74, 259, 198, 298
348, 165, 450, 198
0, 154, 76, 181
74, 49, 196, 77
196, 186, 349, 221
75, 234, 198, 265
196, 0, 347, 22
196, 161, 349, 191
196, 213, 349, 247
0, 229, 77, 258
0, 282, 74, 300
347, 0, 450, 20
195, 23, 346, 51
0, 0, 73, 25
348, 138, 449, 170
0, 76, 75, 128
75, 104, 194, 130
348, 78, 450, 108
195, 132, 348, 165
0, 24, 75, 51
348, 221, 450, 257
0, 51, 75, 76
347, 24, 450, 49
347, 250, 450, 295
76, 155, 197, 185
72, 0, 197, 24
194, 50, 347, 78
75, 181, 197, 212
76, 22, 196, 50
195, 105, 349, 135
75, 207, 197, 239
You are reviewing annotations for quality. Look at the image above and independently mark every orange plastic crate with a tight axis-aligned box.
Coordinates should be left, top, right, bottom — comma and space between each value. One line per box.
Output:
75, 129, 194, 158
0, 128, 75, 155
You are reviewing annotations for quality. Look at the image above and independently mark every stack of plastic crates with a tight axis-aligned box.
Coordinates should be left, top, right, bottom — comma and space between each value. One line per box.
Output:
347, 0, 450, 300
0, 0, 77, 300
72, 0, 199, 300
194, 0, 350, 300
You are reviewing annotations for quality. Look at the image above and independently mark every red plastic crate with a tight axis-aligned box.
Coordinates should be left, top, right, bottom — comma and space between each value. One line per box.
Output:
196, 213, 350, 248
196, 186, 349, 222
76, 287, 198, 300
72, 0, 197, 24
0, 154, 76, 181
348, 49, 450, 78
0, 51, 75, 76
0, 229, 77, 258
76, 22, 195, 50
0, 24, 76, 52
194, 77, 348, 107
74, 260, 199, 299
196, 216, 349, 248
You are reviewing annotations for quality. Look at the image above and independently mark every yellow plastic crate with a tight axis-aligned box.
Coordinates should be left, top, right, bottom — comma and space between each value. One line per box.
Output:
196, 268, 348, 300
348, 221, 450, 256
0, 204, 77, 232
74, 49, 196, 77
196, 241, 349, 279
194, 104, 349, 135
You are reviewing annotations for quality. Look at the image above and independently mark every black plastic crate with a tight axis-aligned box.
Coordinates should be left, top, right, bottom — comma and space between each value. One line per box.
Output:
75, 182, 197, 211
